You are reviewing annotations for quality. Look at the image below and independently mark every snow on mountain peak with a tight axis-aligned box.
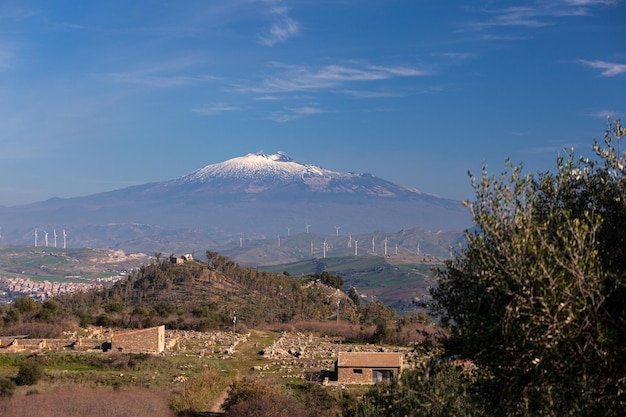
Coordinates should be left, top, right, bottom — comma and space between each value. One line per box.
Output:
179, 151, 340, 184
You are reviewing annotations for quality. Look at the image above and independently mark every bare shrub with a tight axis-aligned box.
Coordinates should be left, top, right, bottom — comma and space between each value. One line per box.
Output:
0, 378, 16, 398
0, 387, 173, 417
0, 321, 75, 338
169, 369, 225, 414
224, 393, 307, 417
221, 376, 280, 412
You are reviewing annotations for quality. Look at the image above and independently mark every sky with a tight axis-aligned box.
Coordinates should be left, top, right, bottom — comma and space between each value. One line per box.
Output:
0, 0, 624, 206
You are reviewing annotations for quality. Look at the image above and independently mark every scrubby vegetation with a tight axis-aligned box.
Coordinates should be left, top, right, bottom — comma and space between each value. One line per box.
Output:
1, 121, 623, 416
15, 358, 42, 386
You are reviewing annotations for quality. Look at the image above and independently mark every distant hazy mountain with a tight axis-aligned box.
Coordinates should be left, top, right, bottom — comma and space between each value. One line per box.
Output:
0, 152, 471, 252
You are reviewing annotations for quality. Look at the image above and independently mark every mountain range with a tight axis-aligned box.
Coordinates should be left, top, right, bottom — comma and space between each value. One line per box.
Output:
0, 152, 471, 256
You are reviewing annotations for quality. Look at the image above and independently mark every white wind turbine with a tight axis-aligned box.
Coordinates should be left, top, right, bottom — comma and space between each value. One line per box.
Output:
53, 229, 57, 248
323, 239, 328, 258
348, 233, 352, 248
354, 240, 358, 256
383, 237, 388, 256
371, 237, 375, 254
335, 226, 341, 236
305, 223, 310, 233
63, 229, 67, 249
34, 228, 38, 247
44, 230, 49, 247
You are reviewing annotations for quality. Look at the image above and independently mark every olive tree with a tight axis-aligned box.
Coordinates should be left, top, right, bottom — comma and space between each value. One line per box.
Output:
433, 120, 626, 416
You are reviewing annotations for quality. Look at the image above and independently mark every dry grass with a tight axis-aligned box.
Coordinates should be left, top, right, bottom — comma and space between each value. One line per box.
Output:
0, 387, 173, 417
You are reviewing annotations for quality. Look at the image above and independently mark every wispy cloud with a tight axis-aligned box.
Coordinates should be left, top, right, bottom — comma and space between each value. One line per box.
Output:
107, 58, 218, 88
235, 62, 429, 94
191, 103, 242, 115
109, 72, 215, 88
579, 59, 626, 76
589, 109, 621, 119
342, 90, 402, 99
258, 0, 300, 46
468, 1, 614, 31
434, 52, 476, 61
266, 106, 325, 122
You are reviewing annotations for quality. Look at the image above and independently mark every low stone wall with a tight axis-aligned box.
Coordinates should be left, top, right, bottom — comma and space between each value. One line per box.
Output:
111, 325, 165, 353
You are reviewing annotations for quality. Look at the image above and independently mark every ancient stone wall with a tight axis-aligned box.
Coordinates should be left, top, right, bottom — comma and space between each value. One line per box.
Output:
111, 325, 165, 353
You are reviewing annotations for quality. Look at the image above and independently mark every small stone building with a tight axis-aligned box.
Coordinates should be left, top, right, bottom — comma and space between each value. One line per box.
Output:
111, 325, 165, 353
336, 352, 403, 384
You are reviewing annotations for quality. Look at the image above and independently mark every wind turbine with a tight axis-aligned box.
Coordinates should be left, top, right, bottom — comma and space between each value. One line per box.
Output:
335, 226, 341, 236
417, 243, 420, 255
287, 227, 291, 237
395, 244, 398, 256
323, 239, 328, 258
371, 237, 376, 254
310, 240, 314, 254
53, 229, 57, 248
44, 231, 49, 247
63, 229, 67, 249
383, 237, 388, 256
305, 223, 310, 233
354, 240, 358, 256
34, 228, 38, 247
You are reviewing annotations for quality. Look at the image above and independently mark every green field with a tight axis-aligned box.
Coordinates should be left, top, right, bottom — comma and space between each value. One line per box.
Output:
260, 254, 442, 313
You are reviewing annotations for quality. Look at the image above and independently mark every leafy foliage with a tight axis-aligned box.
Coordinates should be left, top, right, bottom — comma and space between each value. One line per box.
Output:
348, 362, 479, 417
433, 119, 626, 416
0, 377, 16, 398
15, 358, 43, 386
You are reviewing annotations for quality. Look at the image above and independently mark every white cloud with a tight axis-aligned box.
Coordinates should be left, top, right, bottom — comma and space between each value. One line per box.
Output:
257, 1, 300, 46
589, 109, 621, 119
468, 1, 614, 31
191, 104, 242, 115
342, 90, 402, 99
235, 62, 429, 94
266, 105, 325, 122
107, 58, 219, 88
579, 60, 626, 76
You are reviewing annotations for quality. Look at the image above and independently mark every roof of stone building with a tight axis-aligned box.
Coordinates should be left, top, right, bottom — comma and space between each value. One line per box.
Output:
337, 352, 403, 368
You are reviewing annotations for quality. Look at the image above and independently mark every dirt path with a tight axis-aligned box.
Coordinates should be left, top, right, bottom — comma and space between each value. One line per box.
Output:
206, 329, 277, 413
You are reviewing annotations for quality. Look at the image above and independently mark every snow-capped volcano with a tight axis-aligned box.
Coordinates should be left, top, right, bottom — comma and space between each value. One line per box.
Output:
0, 151, 471, 250
179, 151, 337, 184
175, 151, 421, 196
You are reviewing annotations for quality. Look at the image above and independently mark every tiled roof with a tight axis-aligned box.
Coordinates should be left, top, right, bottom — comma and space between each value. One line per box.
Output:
337, 352, 403, 368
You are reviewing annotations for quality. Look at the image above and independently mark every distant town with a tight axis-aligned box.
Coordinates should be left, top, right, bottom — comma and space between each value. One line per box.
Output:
0, 275, 126, 304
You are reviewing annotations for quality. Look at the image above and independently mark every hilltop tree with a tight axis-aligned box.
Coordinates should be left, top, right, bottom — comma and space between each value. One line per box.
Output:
433, 119, 626, 416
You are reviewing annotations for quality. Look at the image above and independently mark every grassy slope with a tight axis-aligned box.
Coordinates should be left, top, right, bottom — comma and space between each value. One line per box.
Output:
260, 254, 443, 313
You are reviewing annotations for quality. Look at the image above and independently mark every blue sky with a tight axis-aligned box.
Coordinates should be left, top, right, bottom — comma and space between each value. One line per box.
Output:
0, 0, 624, 206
